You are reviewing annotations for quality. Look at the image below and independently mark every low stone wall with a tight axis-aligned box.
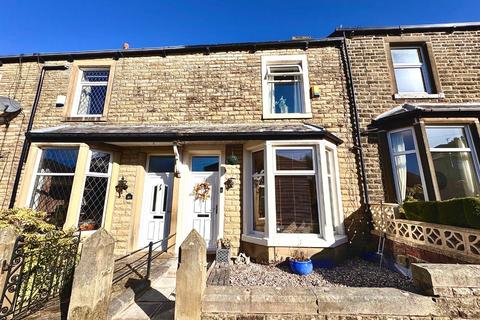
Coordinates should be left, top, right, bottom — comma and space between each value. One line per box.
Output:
201, 264, 480, 319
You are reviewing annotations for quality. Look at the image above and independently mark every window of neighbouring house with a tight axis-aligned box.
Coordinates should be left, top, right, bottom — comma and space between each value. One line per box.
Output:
274, 147, 319, 234
72, 68, 110, 116
78, 150, 112, 230
390, 46, 434, 94
261, 55, 311, 118
426, 126, 480, 199
29, 148, 79, 228
251, 150, 265, 233
388, 128, 426, 202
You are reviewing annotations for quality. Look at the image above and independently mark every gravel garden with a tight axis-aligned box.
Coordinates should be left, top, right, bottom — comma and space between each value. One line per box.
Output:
208, 257, 416, 292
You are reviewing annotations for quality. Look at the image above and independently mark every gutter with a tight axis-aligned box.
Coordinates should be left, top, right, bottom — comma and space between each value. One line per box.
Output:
8, 65, 68, 209
27, 130, 344, 145
0, 37, 344, 64
330, 21, 480, 37
340, 34, 371, 214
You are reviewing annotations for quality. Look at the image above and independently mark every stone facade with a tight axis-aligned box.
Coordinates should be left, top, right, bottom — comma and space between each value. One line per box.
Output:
0, 42, 362, 256
344, 30, 480, 203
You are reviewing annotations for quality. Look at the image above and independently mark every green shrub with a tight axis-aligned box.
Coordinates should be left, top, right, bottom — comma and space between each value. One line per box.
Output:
463, 197, 480, 229
437, 198, 469, 228
0, 208, 73, 244
402, 201, 439, 223
401, 197, 480, 230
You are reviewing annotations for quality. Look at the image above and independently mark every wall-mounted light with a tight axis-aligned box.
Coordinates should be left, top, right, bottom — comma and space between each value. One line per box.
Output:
224, 177, 236, 190
115, 176, 128, 197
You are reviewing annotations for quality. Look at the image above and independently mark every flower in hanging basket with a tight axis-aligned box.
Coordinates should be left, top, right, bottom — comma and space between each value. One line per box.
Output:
193, 182, 211, 201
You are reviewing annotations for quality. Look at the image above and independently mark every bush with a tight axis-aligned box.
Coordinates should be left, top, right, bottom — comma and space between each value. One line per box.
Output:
437, 198, 468, 228
403, 201, 438, 223
401, 197, 480, 230
0, 208, 73, 244
463, 197, 480, 229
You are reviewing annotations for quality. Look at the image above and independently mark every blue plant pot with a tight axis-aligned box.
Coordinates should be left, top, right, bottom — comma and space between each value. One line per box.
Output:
289, 259, 313, 275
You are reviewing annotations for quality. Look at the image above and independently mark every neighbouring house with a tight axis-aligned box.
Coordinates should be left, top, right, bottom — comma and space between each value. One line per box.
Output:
0, 21, 479, 264
330, 22, 480, 263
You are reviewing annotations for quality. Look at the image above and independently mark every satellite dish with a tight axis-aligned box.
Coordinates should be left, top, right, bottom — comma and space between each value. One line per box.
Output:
0, 96, 22, 124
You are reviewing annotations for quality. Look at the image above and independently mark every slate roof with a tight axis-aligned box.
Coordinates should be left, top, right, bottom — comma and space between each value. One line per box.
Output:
369, 103, 480, 129
29, 123, 342, 144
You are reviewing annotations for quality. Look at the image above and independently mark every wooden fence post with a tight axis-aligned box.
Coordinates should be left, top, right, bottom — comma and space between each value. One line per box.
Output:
0, 228, 18, 294
175, 229, 207, 320
67, 229, 115, 320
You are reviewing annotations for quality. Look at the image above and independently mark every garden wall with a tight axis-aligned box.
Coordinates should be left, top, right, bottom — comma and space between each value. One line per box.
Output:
200, 264, 480, 319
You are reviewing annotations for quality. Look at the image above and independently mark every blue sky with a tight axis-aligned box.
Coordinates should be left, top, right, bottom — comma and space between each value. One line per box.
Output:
1, 0, 479, 55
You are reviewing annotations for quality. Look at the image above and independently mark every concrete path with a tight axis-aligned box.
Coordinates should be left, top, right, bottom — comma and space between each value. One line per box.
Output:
112, 258, 177, 320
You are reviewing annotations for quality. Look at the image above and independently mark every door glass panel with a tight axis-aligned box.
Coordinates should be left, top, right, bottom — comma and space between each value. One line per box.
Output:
151, 185, 158, 211
148, 156, 175, 172
192, 156, 219, 171
163, 185, 168, 212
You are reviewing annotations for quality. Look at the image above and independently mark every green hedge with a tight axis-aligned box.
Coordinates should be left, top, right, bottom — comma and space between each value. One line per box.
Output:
401, 197, 480, 230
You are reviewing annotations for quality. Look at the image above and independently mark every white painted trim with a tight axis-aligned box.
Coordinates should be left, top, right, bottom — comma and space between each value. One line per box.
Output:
261, 55, 311, 119
242, 139, 344, 248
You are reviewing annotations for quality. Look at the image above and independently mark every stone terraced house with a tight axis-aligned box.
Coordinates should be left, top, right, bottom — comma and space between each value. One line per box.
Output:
0, 21, 479, 263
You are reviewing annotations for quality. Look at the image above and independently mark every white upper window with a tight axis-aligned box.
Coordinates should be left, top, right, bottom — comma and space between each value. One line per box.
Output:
72, 68, 110, 116
261, 55, 311, 119
391, 47, 433, 94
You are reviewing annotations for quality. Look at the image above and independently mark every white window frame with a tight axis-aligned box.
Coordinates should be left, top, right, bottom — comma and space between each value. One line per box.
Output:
261, 55, 312, 119
425, 125, 480, 199
242, 140, 346, 248
387, 127, 428, 203
76, 149, 113, 231
391, 46, 433, 94
71, 67, 110, 117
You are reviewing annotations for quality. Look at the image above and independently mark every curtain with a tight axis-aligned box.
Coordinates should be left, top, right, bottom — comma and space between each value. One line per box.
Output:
292, 76, 303, 113
391, 133, 407, 201
455, 138, 476, 196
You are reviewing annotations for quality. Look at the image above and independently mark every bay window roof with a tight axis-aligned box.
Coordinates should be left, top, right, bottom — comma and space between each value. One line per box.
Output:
28, 123, 343, 144
368, 103, 480, 131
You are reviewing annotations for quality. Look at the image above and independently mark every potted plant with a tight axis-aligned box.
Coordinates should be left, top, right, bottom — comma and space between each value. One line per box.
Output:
79, 219, 96, 231
215, 238, 231, 264
289, 250, 313, 275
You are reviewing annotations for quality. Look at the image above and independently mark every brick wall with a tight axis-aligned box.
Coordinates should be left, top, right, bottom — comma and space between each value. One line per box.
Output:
346, 30, 480, 203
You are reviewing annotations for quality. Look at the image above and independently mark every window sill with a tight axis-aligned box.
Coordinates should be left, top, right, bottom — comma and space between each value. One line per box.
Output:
63, 116, 107, 122
241, 233, 348, 248
262, 113, 313, 120
394, 92, 445, 100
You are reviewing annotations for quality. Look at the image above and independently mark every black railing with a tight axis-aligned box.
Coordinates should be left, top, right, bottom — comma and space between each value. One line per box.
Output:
112, 234, 175, 285
0, 232, 81, 320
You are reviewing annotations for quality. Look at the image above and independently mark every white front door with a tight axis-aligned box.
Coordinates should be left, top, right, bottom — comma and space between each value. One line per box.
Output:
187, 156, 220, 250
139, 172, 173, 250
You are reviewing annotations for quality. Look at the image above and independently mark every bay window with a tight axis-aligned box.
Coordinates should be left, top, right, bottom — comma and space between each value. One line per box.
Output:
388, 125, 480, 202
27, 145, 114, 230
244, 140, 345, 247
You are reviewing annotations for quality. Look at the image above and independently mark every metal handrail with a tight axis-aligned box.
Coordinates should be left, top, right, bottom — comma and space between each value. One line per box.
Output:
112, 234, 175, 283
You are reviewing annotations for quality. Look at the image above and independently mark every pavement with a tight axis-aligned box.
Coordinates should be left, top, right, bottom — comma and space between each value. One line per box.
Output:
112, 257, 177, 320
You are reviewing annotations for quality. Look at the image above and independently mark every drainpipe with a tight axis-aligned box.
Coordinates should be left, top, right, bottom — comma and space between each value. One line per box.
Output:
8, 65, 68, 209
340, 34, 371, 214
